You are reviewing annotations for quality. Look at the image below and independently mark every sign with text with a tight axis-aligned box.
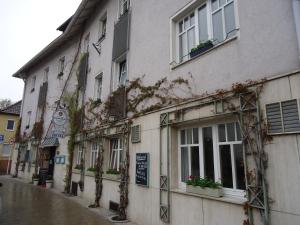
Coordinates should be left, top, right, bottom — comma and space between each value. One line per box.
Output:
135, 153, 149, 187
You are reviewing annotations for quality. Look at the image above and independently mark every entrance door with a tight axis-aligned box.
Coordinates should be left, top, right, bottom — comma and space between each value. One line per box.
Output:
48, 147, 56, 177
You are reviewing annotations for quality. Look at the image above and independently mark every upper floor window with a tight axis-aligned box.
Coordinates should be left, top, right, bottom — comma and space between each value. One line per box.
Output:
58, 57, 65, 77
179, 121, 245, 197
174, 0, 237, 63
30, 76, 36, 93
94, 73, 103, 101
99, 15, 107, 40
119, 60, 127, 87
43, 67, 49, 83
6, 120, 15, 131
83, 34, 90, 53
119, 0, 130, 16
26, 111, 32, 129
109, 138, 123, 171
266, 99, 300, 134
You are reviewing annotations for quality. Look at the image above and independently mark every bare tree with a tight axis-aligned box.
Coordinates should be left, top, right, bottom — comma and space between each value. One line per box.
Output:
0, 99, 12, 109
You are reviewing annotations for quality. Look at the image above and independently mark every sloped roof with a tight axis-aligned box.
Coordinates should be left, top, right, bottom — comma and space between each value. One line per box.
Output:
13, 0, 102, 78
0, 101, 22, 116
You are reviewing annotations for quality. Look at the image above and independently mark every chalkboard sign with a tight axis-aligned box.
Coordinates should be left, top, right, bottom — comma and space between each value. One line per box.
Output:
135, 153, 149, 187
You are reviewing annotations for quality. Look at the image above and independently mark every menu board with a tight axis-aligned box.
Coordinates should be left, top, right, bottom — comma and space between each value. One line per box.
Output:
135, 153, 149, 187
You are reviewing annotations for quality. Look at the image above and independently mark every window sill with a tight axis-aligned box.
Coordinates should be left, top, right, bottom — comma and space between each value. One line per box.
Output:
171, 36, 238, 70
171, 188, 246, 206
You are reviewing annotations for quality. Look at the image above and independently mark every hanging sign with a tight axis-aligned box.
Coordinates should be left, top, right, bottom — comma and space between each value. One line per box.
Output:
135, 153, 149, 187
50, 108, 68, 138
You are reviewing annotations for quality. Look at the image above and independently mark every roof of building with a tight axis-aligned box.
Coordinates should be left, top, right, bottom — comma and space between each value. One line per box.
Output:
0, 101, 22, 116
12, 0, 102, 79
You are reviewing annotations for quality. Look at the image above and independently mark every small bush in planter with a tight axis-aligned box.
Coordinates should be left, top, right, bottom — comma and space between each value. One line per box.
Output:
74, 164, 83, 170
87, 167, 97, 172
106, 169, 120, 175
190, 40, 214, 58
186, 176, 221, 189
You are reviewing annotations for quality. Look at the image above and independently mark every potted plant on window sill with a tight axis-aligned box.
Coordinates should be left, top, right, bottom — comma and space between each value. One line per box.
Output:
186, 176, 222, 198
104, 169, 121, 180
45, 175, 53, 189
190, 40, 214, 58
32, 174, 39, 185
86, 167, 96, 176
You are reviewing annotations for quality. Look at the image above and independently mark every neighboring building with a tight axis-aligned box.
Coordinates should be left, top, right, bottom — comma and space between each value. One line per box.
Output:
0, 101, 21, 174
11, 1, 300, 225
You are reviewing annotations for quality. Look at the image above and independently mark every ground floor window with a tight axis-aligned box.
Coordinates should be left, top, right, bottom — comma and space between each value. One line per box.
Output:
109, 138, 123, 171
90, 142, 99, 168
178, 121, 245, 196
77, 145, 84, 166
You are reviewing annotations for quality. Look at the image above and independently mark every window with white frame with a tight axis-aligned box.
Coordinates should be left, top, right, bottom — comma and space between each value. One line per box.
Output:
83, 34, 90, 53
77, 145, 84, 165
94, 73, 103, 101
175, 0, 236, 62
179, 121, 245, 196
2, 144, 12, 156
30, 76, 36, 92
6, 120, 15, 131
26, 111, 32, 129
118, 60, 127, 87
99, 15, 107, 39
58, 57, 65, 77
119, 0, 130, 16
109, 138, 123, 171
90, 142, 99, 168
43, 67, 49, 83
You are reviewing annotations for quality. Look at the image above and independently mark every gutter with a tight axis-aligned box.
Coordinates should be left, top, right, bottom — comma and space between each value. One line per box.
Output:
293, 0, 300, 61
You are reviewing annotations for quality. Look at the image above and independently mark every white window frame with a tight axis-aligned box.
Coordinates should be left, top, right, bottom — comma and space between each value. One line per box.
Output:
31, 76, 36, 92
26, 111, 32, 129
43, 67, 49, 83
109, 138, 123, 171
90, 142, 99, 168
6, 119, 15, 131
119, 0, 130, 16
119, 60, 127, 87
172, 0, 237, 64
178, 121, 245, 198
77, 145, 84, 165
58, 57, 65, 76
94, 73, 103, 101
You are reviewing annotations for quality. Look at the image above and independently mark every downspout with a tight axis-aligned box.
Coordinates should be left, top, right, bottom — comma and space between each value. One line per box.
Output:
293, 0, 300, 61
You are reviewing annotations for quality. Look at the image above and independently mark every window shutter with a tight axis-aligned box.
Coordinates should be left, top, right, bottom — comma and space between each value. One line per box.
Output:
266, 103, 283, 134
131, 125, 141, 143
282, 100, 300, 132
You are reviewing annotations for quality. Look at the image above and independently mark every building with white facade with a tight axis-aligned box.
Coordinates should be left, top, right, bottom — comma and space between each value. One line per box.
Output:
11, 0, 300, 225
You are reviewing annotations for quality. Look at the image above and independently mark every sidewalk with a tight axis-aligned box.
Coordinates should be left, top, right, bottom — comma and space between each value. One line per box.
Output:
0, 175, 137, 225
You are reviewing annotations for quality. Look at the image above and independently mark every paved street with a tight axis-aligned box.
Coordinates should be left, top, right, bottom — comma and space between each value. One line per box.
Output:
0, 177, 113, 225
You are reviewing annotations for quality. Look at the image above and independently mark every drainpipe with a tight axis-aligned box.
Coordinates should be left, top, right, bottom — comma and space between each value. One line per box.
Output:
293, 0, 300, 61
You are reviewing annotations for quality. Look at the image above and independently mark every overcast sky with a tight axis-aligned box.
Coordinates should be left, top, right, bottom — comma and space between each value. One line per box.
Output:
0, 0, 82, 102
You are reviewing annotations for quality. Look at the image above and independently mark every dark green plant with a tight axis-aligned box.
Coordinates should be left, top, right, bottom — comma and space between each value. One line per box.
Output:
74, 164, 82, 170
186, 176, 222, 189
87, 167, 97, 172
190, 40, 213, 53
32, 173, 39, 179
106, 169, 120, 175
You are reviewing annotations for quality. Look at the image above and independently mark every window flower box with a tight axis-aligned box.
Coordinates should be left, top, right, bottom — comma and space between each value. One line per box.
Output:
186, 176, 222, 198
186, 185, 222, 198
189, 40, 214, 58
105, 169, 121, 180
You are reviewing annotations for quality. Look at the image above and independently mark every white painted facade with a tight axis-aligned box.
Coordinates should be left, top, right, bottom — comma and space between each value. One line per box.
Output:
11, 0, 300, 225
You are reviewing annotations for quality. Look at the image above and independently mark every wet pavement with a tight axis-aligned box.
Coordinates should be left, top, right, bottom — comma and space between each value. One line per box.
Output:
0, 177, 113, 225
